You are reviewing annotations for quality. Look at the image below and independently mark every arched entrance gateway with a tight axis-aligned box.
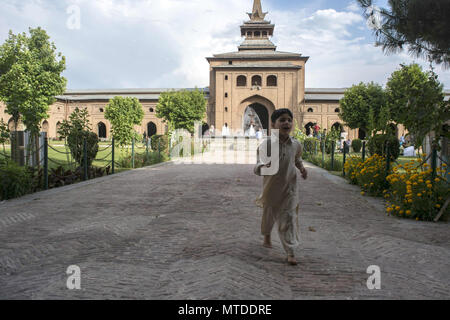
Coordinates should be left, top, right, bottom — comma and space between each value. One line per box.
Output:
243, 103, 268, 135
239, 95, 275, 136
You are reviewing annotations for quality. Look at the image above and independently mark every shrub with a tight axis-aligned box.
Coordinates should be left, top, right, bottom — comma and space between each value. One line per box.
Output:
0, 162, 33, 200
303, 153, 343, 172
119, 151, 168, 169
151, 135, 169, 153
368, 133, 400, 161
385, 159, 449, 221
67, 130, 99, 167
351, 139, 362, 153
303, 138, 320, 155
344, 156, 363, 184
353, 154, 389, 196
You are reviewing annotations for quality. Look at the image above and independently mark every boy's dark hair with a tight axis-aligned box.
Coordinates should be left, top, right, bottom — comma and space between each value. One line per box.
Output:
271, 108, 293, 123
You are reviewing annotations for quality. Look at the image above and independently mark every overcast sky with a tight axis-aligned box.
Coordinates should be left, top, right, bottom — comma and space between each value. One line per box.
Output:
0, 0, 449, 90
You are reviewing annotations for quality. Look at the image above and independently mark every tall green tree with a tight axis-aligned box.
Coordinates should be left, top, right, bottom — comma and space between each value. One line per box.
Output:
0, 27, 67, 134
386, 63, 448, 148
105, 96, 144, 148
339, 82, 387, 136
156, 89, 207, 134
0, 118, 10, 156
357, 0, 450, 67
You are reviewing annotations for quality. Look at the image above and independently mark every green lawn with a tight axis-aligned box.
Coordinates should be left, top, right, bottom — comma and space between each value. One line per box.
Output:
0, 142, 159, 172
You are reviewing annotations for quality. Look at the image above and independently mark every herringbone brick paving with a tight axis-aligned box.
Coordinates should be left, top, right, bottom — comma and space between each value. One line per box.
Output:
0, 161, 449, 299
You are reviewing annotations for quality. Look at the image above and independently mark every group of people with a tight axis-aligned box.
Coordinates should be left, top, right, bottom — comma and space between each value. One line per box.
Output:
202, 123, 264, 140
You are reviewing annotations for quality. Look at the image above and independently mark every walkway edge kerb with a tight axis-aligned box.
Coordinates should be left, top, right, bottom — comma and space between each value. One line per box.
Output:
303, 160, 388, 215
0, 161, 175, 207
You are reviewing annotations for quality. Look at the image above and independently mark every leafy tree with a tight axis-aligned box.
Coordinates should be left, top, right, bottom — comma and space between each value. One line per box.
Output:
386, 63, 448, 148
0, 27, 66, 165
58, 107, 91, 140
105, 96, 144, 148
357, 0, 450, 67
0, 28, 66, 134
156, 89, 207, 134
57, 107, 99, 168
0, 118, 10, 156
339, 82, 387, 135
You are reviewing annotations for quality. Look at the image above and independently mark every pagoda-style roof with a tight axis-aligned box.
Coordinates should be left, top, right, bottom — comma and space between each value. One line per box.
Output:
212, 62, 302, 69
207, 50, 308, 61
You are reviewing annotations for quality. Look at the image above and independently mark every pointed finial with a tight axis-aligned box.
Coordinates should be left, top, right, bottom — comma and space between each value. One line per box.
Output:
247, 0, 268, 21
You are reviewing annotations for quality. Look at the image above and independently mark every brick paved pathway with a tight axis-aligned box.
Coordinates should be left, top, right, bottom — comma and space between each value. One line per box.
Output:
0, 161, 449, 299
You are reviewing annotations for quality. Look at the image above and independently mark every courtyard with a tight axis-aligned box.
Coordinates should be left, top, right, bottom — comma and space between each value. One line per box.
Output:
0, 161, 448, 299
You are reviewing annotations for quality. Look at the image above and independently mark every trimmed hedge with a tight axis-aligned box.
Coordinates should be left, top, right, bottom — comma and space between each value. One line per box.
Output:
368, 133, 400, 161
351, 139, 362, 153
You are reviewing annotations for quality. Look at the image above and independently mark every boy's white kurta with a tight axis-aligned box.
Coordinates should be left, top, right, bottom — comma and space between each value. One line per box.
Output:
254, 136, 304, 256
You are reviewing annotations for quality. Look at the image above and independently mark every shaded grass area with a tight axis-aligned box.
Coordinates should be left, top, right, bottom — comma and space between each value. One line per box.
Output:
0, 142, 163, 172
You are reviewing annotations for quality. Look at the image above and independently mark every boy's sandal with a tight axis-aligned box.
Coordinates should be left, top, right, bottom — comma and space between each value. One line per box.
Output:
287, 255, 298, 266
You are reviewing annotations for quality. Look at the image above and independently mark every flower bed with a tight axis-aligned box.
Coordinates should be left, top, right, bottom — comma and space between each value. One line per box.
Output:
385, 159, 449, 221
344, 154, 449, 221
344, 154, 389, 196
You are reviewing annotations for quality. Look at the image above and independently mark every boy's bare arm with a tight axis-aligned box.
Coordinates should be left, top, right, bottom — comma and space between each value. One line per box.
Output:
295, 144, 308, 179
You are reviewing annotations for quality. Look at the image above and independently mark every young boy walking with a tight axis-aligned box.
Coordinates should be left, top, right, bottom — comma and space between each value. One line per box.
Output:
254, 109, 308, 265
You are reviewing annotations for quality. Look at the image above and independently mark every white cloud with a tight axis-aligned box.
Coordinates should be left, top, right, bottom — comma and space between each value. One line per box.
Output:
0, 0, 448, 89
346, 1, 361, 12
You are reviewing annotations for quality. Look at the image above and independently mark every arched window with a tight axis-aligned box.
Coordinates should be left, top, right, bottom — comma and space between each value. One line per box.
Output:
225, 75, 228, 80
267, 75, 277, 86
149, 108, 154, 113
56, 122, 62, 140
147, 122, 157, 138
254, 31, 261, 37
358, 128, 367, 140
237, 75, 247, 87
99, 108, 104, 113
98, 122, 107, 139
8, 118, 15, 132
252, 75, 262, 86
42, 121, 49, 133
332, 122, 344, 133
307, 108, 314, 113
225, 93, 228, 98
247, 31, 252, 37
262, 31, 267, 37
335, 108, 340, 113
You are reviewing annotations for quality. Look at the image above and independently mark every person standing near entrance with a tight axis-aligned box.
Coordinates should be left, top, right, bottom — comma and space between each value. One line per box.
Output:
222, 123, 230, 136
254, 108, 308, 266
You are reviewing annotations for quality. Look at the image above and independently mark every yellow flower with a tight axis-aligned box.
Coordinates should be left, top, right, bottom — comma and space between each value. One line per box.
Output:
417, 193, 422, 197
406, 210, 411, 215
395, 206, 400, 211
408, 199, 413, 203
436, 204, 441, 209
434, 178, 440, 183
361, 191, 365, 196
400, 210, 404, 214
427, 184, 432, 189
416, 217, 419, 221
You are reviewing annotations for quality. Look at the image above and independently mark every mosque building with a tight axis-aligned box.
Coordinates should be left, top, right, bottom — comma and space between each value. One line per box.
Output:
3, 0, 447, 141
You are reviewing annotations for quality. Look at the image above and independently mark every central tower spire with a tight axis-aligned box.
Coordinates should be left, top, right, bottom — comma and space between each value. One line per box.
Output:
239, 0, 276, 51
248, 0, 268, 21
